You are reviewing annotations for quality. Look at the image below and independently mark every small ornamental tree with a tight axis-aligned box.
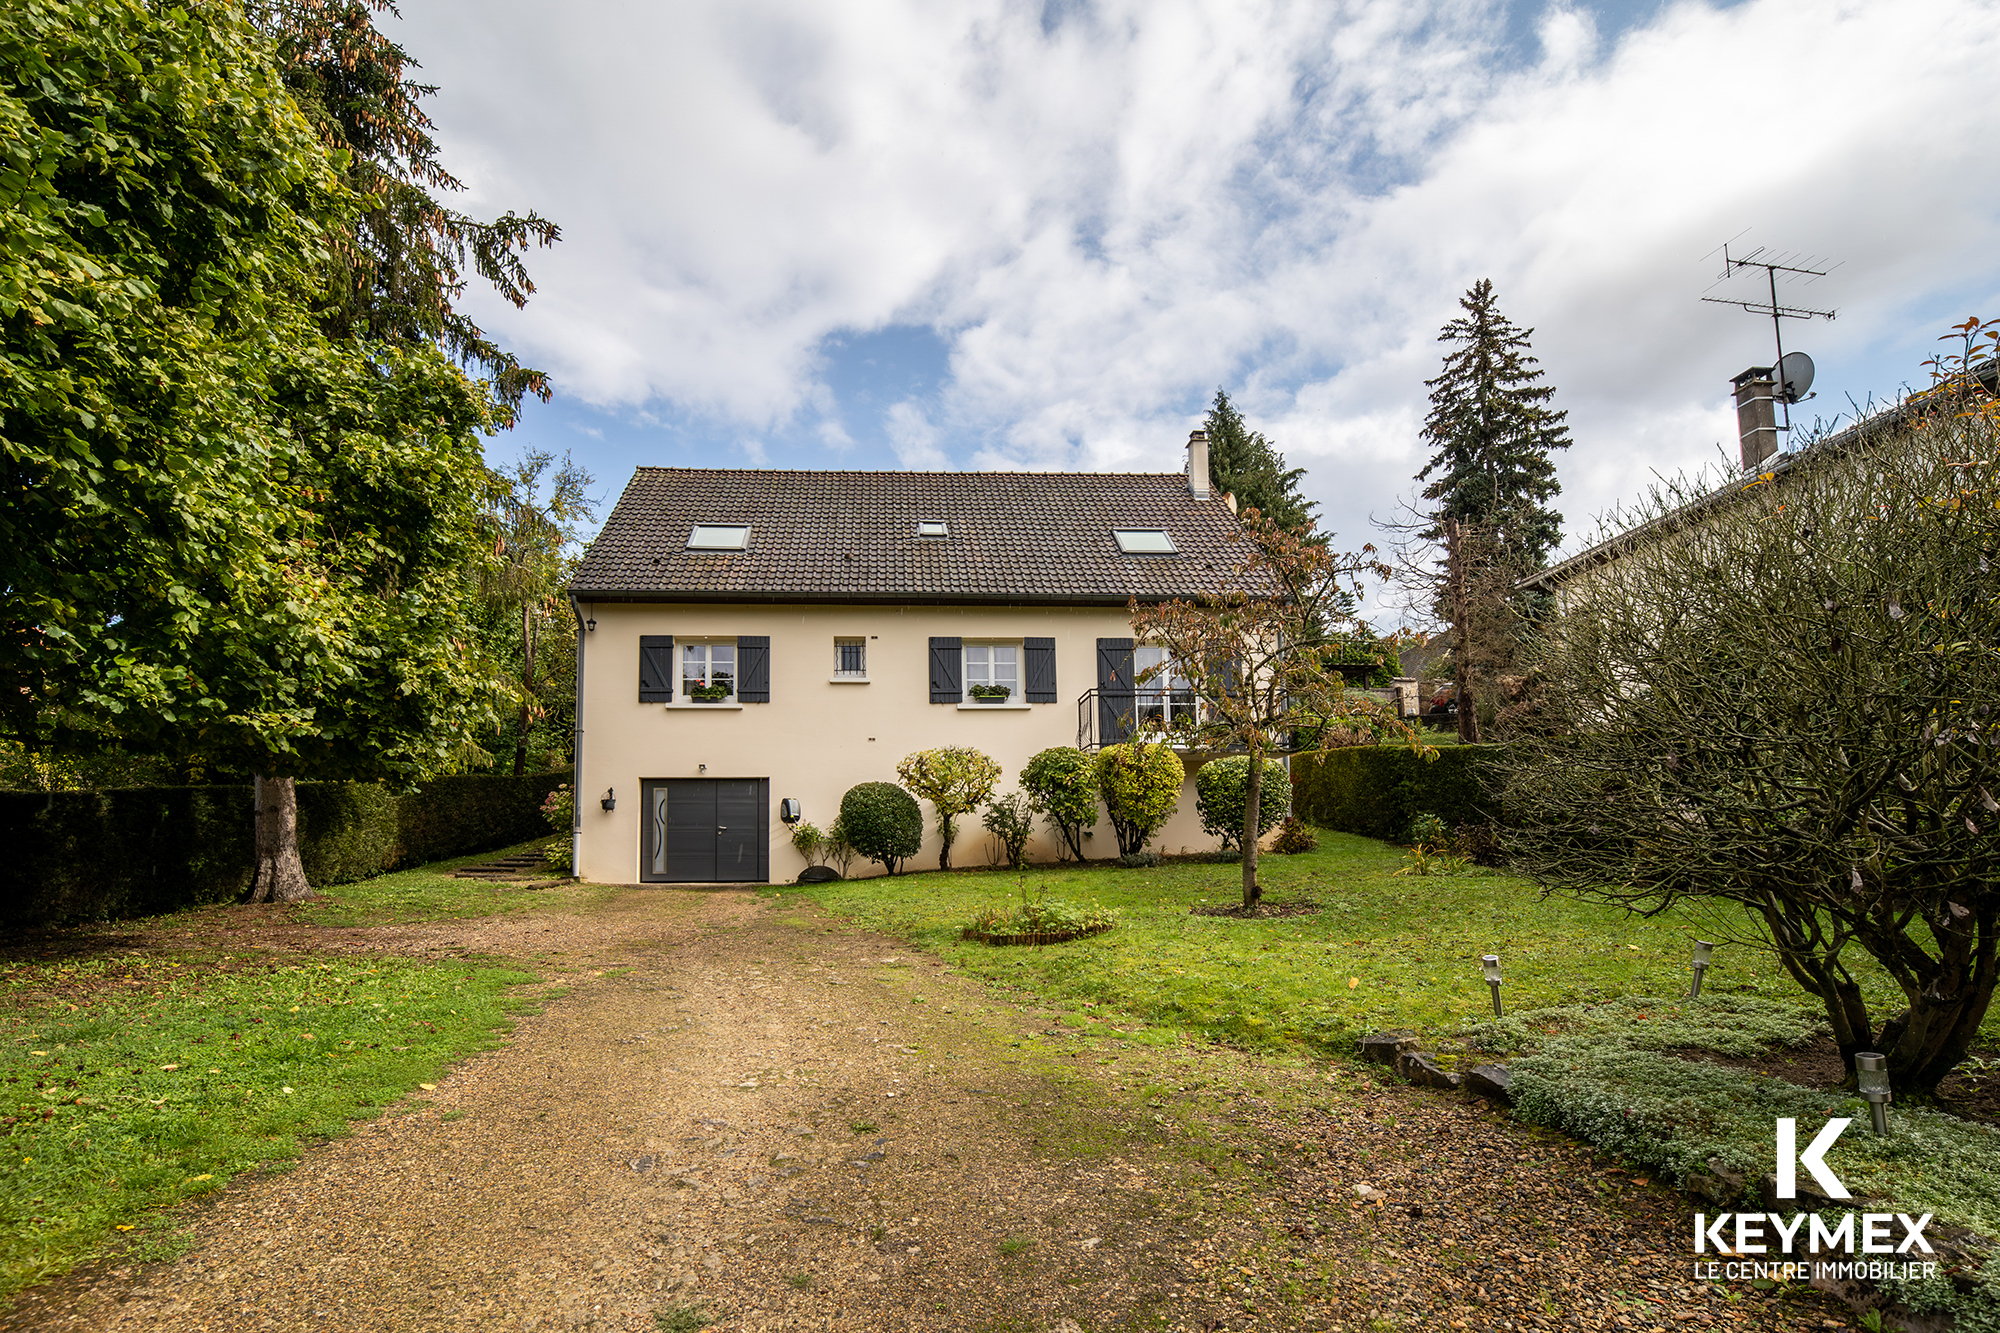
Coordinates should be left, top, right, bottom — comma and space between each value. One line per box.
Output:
896, 746, 1002, 870
1020, 747, 1099, 860
838, 783, 923, 876
1195, 757, 1290, 851
1094, 742, 1184, 857
1132, 510, 1430, 907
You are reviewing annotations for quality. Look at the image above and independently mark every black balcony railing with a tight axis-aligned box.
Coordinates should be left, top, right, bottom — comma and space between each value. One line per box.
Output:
1077, 689, 1209, 751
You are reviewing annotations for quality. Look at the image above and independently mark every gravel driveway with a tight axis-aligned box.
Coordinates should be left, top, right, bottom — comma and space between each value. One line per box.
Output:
4, 888, 1858, 1332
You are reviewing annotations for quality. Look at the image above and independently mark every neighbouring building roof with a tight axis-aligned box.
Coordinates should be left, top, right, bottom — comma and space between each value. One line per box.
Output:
1520, 358, 2000, 593
571, 467, 1257, 605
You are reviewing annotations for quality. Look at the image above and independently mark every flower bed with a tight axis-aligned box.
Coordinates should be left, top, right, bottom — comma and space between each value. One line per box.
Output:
960, 923, 1116, 947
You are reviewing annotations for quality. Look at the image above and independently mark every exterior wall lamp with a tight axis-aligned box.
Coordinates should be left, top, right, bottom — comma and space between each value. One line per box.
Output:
1855, 1052, 1892, 1135
600, 788, 616, 812
1482, 954, 1503, 1018
1690, 940, 1716, 998
584, 614, 596, 631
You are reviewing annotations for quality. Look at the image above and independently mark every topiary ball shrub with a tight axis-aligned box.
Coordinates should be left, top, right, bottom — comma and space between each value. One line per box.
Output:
838, 782, 923, 876
1269, 814, 1318, 854
1194, 756, 1290, 850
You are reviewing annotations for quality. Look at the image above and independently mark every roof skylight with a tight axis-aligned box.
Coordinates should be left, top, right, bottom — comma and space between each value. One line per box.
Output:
686, 524, 751, 551
916, 520, 949, 538
1113, 529, 1176, 554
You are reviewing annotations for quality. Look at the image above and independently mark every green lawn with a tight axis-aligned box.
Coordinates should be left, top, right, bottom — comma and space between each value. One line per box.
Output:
794, 828, 1982, 1058
0, 848, 571, 1298
294, 839, 618, 927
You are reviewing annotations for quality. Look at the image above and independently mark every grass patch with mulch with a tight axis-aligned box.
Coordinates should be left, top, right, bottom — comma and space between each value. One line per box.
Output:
0, 940, 542, 1298
793, 828, 1997, 1058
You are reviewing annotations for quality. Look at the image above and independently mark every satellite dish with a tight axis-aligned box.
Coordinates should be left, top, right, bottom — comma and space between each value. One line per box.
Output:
1777, 350, 1815, 403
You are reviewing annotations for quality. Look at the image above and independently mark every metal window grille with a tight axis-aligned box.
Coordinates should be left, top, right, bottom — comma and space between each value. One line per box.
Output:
835, 639, 866, 675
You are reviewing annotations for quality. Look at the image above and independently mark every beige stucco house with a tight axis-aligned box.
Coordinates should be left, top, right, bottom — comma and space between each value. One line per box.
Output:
565, 435, 1246, 883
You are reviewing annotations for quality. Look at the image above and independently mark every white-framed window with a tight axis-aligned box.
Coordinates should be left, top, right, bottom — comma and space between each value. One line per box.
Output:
682, 641, 736, 697
916, 519, 948, 538
834, 637, 867, 677
1134, 645, 1197, 729
1114, 528, 1176, 554
687, 524, 750, 550
963, 642, 1019, 701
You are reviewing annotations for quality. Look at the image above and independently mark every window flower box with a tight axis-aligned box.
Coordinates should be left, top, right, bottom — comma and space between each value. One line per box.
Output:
968, 685, 1012, 704
689, 683, 733, 703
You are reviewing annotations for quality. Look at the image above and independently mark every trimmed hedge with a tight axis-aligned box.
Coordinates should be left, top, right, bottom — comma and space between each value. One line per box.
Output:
0, 772, 566, 929
1289, 744, 1504, 842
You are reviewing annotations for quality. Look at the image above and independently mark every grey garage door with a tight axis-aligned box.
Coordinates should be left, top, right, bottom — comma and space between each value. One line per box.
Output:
640, 779, 768, 883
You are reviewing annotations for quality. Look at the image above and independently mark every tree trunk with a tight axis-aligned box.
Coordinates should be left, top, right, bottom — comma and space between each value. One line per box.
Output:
1447, 519, 1481, 744
938, 816, 954, 871
1241, 747, 1262, 908
513, 601, 535, 777
248, 775, 316, 904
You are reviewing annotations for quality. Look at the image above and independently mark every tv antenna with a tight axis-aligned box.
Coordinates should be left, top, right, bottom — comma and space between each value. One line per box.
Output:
1700, 241, 1839, 438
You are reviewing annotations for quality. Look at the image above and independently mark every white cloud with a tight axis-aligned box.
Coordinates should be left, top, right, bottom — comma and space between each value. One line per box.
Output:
394, 0, 2000, 567
884, 401, 948, 469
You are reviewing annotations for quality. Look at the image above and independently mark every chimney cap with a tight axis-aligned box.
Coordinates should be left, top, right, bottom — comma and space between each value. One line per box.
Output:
1732, 366, 1775, 388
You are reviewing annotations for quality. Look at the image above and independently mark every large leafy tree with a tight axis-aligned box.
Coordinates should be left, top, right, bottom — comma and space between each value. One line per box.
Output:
1, 0, 356, 753
1132, 512, 1426, 907
1204, 390, 1319, 533
0, 0, 536, 902
1503, 391, 2000, 1093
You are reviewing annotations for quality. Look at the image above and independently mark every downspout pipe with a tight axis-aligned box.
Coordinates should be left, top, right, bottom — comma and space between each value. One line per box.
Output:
568, 592, 588, 880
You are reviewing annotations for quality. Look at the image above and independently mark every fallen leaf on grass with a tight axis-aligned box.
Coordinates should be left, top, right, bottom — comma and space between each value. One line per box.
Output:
1347, 977, 1359, 989
419, 1083, 436, 1091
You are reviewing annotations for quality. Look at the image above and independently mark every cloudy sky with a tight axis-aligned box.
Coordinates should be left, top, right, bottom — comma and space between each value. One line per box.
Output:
390, 0, 2000, 579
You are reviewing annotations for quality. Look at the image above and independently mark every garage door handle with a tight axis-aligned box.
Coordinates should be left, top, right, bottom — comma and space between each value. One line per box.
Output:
717, 825, 727, 831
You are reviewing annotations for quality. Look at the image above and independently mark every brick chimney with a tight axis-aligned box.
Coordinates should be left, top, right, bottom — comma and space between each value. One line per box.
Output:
1733, 367, 1779, 471
1186, 429, 1211, 498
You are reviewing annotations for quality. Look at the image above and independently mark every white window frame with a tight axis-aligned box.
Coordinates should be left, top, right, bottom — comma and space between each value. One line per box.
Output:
832, 636, 868, 683
1113, 528, 1176, 554
960, 640, 1030, 710
686, 524, 751, 550
671, 639, 742, 708
1134, 645, 1198, 730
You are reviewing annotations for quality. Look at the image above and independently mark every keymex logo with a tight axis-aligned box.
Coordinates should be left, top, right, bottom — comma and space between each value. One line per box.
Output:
1688, 1116, 1938, 1286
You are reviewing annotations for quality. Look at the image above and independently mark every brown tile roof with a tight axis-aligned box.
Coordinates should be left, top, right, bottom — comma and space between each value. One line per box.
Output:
571, 467, 1258, 605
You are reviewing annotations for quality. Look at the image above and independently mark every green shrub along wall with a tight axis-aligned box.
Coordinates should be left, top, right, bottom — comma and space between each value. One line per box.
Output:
0, 772, 566, 929
1290, 745, 1505, 843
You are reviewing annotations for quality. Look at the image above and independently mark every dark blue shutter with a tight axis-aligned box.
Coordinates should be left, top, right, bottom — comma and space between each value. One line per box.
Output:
929, 636, 962, 703
1024, 638, 1056, 703
1097, 638, 1134, 743
737, 635, 770, 703
639, 635, 674, 702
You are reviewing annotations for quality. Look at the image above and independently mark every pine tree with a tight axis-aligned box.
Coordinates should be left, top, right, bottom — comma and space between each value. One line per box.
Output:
1204, 390, 1319, 533
259, 0, 560, 412
1416, 280, 1569, 568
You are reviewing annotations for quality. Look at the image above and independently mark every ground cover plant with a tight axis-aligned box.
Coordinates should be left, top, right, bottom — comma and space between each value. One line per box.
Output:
0, 950, 539, 1297
796, 826, 1983, 1056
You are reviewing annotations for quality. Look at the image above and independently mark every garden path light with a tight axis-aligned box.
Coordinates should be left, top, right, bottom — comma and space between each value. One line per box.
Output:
1856, 1052, 1891, 1136
1690, 940, 1716, 998
1482, 954, 1503, 1018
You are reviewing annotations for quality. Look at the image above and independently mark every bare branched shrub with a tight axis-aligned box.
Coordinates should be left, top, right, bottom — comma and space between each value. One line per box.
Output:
1503, 392, 2000, 1093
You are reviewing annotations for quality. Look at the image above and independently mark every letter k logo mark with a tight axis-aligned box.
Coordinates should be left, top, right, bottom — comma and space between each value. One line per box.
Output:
1777, 1117, 1852, 1199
